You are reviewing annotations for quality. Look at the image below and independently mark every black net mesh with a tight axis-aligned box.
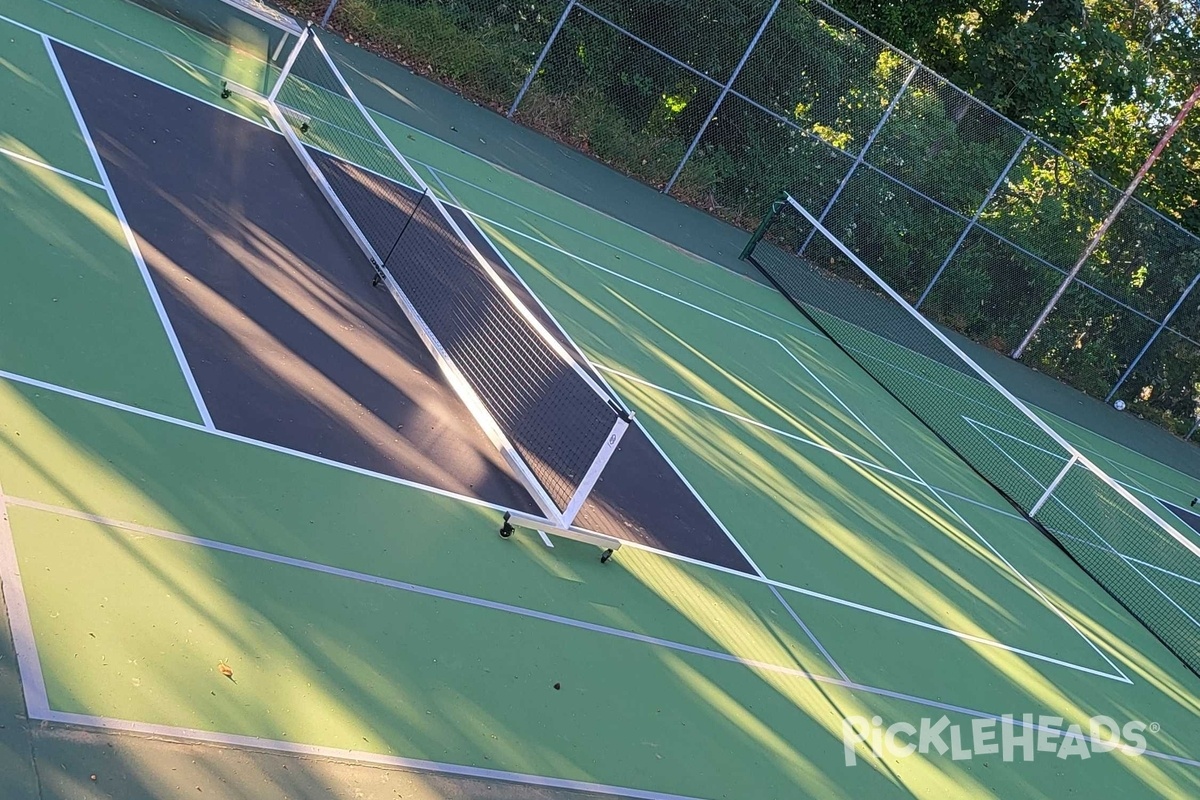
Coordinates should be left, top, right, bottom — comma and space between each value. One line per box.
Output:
322, 0, 570, 106
1034, 464, 1200, 671
511, 5, 721, 188
809, 166, 973, 303
276, 30, 621, 513
129, 0, 299, 61
668, 91, 857, 226
274, 34, 420, 188
743, 196, 1200, 678
730, 0, 912, 158
865, 67, 1028, 215
917, 226, 1062, 354
308, 148, 423, 262
385, 195, 619, 509
579, 0, 762, 83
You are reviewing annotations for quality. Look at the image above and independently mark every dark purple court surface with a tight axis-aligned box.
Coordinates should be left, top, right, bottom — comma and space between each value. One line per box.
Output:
53, 41, 755, 573
1159, 500, 1200, 547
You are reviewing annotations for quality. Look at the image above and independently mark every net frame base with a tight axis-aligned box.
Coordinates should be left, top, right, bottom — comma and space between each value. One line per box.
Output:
742, 191, 1200, 678
246, 25, 631, 558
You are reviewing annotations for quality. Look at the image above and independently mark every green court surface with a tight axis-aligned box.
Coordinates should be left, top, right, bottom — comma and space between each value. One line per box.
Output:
1, 1, 1199, 798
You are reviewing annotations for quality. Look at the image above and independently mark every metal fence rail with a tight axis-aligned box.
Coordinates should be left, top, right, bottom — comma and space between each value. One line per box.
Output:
309, 0, 1200, 438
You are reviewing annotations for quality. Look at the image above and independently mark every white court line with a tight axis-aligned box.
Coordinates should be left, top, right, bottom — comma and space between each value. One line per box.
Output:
419, 163, 849, 681
35, 697, 1200, 785
7, 502, 1191, 772
1048, 523, 1200, 589
9, 18, 1125, 679
0, 367, 1118, 678
6, 496, 1130, 683
967, 420, 1200, 633
0, 480, 52, 718
596, 364, 917, 481
43, 36, 215, 430
0, 367, 510, 514
501, 224, 1128, 680
0, 145, 103, 189
0, 11, 274, 133
423, 164, 817, 336
13, 1, 1197, 509
596, 364, 1027, 519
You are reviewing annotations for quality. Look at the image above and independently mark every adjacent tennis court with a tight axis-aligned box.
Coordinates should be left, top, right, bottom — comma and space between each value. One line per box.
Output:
0, 1, 1198, 798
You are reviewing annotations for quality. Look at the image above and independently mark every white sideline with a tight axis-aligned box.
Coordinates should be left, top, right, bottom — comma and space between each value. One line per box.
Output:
6, 8, 1132, 680
43, 36, 215, 430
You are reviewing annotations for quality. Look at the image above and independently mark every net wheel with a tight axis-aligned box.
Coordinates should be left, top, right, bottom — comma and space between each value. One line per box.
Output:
600, 549, 613, 563
499, 511, 515, 538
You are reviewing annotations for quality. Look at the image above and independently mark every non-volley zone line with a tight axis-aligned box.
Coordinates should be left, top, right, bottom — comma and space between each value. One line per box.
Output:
966, 417, 1197, 528
0, 18, 1129, 679
0, 368, 1122, 679
0, 18, 888, 485
8, 0, 816, 351
0, 492, 1134, 728
465, 205, 1120, 674
8, 494, 1188, 800
832, 328, 1199, 503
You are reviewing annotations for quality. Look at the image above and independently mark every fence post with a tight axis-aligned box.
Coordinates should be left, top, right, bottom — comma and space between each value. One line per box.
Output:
1188, 416, 1200, 440
319, 0, 339, 27
798, 63, 919, 255
507, 0, 578, 119
914, 134, 1031, 309
662, 0, 781, 194
1104, 271, 1200, 403
1014, 83, 1200, 359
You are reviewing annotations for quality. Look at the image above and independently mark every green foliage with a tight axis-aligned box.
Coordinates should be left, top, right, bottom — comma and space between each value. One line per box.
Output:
325, 0, 569, 102
320, 0, 1200, 438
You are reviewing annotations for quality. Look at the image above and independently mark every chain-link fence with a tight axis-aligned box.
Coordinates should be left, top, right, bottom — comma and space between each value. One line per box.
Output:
307, 0, 1200, 438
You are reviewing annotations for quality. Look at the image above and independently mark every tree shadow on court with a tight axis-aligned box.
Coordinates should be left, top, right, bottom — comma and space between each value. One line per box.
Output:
2, 12, 1200, 798
3, 383, 1200, 799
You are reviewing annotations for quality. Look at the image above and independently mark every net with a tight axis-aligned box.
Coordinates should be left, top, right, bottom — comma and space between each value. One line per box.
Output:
265, 27, 630, 534
126, 0, 302, 62
742, 193, 1200, 677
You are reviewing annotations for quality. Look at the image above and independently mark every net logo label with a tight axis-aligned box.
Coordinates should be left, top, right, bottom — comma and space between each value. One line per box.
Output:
842, 715, 1155, 766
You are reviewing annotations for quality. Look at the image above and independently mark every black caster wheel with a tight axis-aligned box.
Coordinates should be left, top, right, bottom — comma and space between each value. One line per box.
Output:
372, 273, 382, 287
220, 88, 232, 99
300, 122, 310, 133
499, 511, 515, 539
600, 549, 613, 563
